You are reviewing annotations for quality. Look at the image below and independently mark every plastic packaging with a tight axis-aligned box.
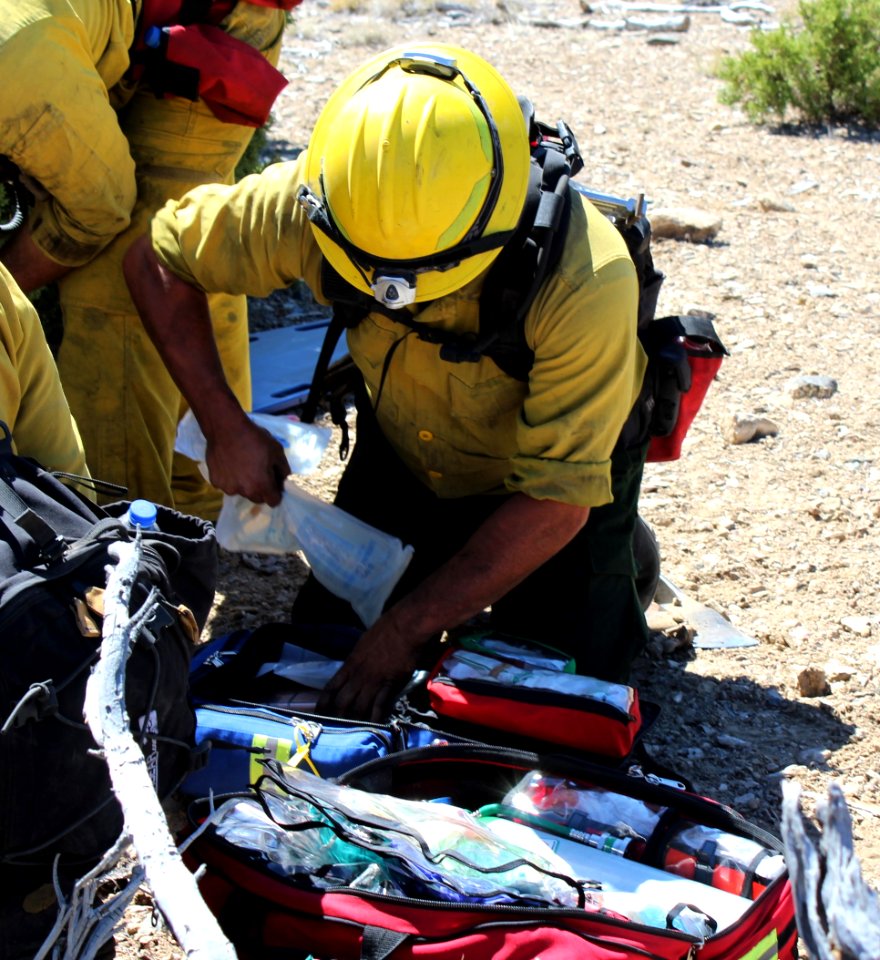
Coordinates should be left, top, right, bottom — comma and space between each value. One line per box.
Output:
458, 631, 576, 673
257, 642, 343, 690
125, 498, 158, 531
441, 651, 634, 714
215, 478, 414, 627
503, 772, 666, 847
480, 816, 751, 933
175, 409, 331, 476
478, 803, 646, 861
214, 769, 582, 908
661, 821, 786, 898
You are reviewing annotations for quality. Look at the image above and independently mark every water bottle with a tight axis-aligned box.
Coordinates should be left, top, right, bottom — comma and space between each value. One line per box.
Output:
125, 498, 158, 532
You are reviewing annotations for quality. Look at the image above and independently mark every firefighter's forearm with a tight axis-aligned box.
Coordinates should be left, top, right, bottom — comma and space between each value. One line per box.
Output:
123, 233, 243, 434
390, 493, 590, 640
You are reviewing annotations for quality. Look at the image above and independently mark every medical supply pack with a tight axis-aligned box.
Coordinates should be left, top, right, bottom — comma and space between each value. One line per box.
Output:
181, 627, 467, 801
425, 630, 644, 759
183, 743, 796, 960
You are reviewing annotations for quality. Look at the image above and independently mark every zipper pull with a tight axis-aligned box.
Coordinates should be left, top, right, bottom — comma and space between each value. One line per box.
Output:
646, 772, 688, 791
628, 764, 687, 791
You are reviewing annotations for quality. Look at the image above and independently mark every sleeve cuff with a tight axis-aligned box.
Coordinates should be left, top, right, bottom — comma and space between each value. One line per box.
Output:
505, 456, 614, 507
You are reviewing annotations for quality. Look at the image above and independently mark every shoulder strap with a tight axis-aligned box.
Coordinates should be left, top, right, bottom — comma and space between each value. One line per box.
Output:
0, 422, 65, 564
475, 132, 573, 380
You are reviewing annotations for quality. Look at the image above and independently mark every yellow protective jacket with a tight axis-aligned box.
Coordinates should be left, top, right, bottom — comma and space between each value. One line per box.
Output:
50, 0, 287, 519
151, 155, 648, 509
0, 262, 89, 477
0, 0, 292, 269
0, 0, 139, 267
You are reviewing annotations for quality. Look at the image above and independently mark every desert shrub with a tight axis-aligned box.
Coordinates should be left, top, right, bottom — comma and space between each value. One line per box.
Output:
235, 119, 272, 180
716, 0, 880, 126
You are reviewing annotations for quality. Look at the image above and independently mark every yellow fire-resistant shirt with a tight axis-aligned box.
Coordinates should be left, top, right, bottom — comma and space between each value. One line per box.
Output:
151, 155, 648, 508
0, 0, 138, 266
0, 263, 90, 477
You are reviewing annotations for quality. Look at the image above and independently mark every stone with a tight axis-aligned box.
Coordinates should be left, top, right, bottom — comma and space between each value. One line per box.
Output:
797, 667, 831, 698
758, 195, 795, 213
648, 206, 722, 243
722, 413, 779, 444
784, 374, 838, 399
841, 616, 873, 638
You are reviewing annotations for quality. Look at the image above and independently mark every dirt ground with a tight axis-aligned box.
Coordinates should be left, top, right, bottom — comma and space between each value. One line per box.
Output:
111, 1, 880, 955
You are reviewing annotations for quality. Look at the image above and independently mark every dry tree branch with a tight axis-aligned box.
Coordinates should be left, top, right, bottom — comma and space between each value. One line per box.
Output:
78, 537, 237, 960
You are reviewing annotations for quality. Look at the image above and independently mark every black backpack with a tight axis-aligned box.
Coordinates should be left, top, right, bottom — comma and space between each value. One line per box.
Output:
0, 423, 216, 879
300, 101, 726, 459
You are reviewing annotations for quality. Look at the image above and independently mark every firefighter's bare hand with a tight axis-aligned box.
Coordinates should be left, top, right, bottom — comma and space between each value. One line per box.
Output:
317, 617, 421, 722
204, 419, 287, 506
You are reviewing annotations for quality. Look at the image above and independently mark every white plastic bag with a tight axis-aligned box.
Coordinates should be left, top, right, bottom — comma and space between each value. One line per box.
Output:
283, 481, 414, 628
175, 409, 331, 476
215, 480, 414, 627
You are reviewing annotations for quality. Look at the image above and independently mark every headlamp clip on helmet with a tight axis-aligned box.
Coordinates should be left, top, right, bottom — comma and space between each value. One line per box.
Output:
297, 52, 514, 310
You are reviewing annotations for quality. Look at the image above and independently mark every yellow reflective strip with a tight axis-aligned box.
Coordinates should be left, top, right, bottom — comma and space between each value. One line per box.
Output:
737, 930, 779, 960
250, 734, 294, 784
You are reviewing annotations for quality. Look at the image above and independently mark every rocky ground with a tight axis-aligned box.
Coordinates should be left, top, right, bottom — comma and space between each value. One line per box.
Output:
111, 0, 880, 955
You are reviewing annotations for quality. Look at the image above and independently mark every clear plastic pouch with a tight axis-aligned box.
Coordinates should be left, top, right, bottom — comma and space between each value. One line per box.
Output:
215, 480, 414, 627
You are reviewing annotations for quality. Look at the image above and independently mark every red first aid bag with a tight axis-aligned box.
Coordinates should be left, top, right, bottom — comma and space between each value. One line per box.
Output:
645, 314, 728, 463
424, 632, 643, 760
184, 744, 797, 960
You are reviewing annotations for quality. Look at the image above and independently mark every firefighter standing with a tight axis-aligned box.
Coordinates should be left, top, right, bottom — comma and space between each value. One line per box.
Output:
0, 0, 296, 518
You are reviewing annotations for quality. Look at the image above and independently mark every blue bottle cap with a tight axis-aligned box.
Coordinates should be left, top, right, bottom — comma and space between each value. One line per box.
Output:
144, 25, 162, 48
128, 498, 158, 529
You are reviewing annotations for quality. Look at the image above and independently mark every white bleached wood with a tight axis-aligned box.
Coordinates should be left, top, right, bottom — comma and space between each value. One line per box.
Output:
82, 538, 237, 960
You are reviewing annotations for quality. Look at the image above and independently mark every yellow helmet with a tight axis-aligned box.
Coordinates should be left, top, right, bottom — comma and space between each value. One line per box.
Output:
297, 44, 531, 307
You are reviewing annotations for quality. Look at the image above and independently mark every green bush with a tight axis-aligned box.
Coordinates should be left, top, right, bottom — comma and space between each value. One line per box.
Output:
235, 118, 272, 180
716, 0, 880, 126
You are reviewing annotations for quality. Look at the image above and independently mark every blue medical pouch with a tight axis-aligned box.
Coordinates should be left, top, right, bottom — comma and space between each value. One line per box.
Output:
182, 626, 460, 798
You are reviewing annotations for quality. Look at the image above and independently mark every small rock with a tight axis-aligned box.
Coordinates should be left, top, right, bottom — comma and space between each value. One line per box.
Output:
646, 609, 683, 632
662, 625, 694, 653
798, 746, 830, 766
775, 763, 807, 779
646, 33, 682, 44
797, 667, 831, 698
758, 195, 795, 213
684, 746, 705, 761
716, 733, 749, 749
649, 206, 722, 242
784, 374, 838, 399
734, 791, 758, 808
806, 282, 837, 298
825, 658, 855, 682
841, 616, 873, 638
722, 413, 779, 444
788, 178, 819, 195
